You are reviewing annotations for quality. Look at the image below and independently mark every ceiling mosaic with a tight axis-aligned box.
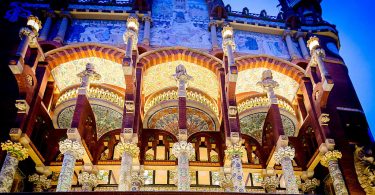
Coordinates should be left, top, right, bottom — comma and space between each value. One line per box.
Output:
56, 104, 122, 140
240, 112, 295, 144
236, 68, 299, 101
147, 107, 217, 136
143, 60, 219, 100
51, 57, 125, 91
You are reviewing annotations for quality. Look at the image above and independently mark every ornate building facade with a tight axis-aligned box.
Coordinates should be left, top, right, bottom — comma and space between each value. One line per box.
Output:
0, 0, 373, 194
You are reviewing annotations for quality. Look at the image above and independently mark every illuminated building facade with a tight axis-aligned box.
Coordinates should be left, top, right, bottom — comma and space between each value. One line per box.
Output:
0, 0, 373, 194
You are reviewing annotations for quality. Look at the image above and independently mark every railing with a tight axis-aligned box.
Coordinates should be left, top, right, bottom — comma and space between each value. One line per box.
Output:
56, 86, 124, 108
144, 90, 219, 117
228, 10, 282, 21
237, 95, 295, 116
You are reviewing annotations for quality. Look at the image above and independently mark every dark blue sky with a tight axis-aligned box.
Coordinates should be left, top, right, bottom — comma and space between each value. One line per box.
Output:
223, 0, 375, 136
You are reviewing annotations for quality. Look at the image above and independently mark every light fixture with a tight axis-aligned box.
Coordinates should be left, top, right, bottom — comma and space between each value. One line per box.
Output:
222, 25, 234, 39
126, 16, 139, 32
27, 15, 42, 33
307, 36, 320, 51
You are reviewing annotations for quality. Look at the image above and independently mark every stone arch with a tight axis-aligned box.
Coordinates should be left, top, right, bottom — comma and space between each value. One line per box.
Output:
138, 47, 223, 74
235, 54, 306, 83
45, 43, 126, 69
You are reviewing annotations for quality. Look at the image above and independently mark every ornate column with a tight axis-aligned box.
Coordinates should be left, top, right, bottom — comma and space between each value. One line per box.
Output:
123, 16, 139, 59
117, 142, 139, 191
209, 21, 219, 49
283, 30, 298, 60
221, 25, 236, 66
56, 139, 85, 192
28, 173, 51, 192
142, 16, 152, 45
262, 175, 279, 193
78, 171, 98, 191
38, 11, 54, 41
10, 16, 41, 74
172, 141, 195, 191
320, 150, 349, 195
77, 63, 101, 94
274, 146, 299, 194
257, 70, 279, 104
130, 171, 144, 191
0, 141, 29, 192
53, 12, 70, 43
225, 143, 245, 192
306, 36, 335, 91
220, 173, 233, 192
301, 178, 320, 194
295, 32, 310, 60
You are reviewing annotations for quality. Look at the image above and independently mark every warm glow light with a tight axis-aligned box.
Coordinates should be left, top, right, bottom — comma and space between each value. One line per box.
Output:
222, 25, 234, 39
27, 15, 41, 33
126, 17, 139, 32
307, 36, 320, 51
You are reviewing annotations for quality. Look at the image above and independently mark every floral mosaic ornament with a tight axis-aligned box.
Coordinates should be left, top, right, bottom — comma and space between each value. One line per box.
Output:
28, 173, 51, 192
116, 142, 140, 158
1, 140, 28, 160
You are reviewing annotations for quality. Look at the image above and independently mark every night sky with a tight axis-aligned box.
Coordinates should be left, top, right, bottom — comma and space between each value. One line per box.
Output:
224, 0, 375, 136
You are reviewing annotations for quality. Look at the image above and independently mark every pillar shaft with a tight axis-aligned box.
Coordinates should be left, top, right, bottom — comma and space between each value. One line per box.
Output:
285, 33, 297, 60
118, 152, 132, 191
226, 44, 235, 66
143, 19, 151, 45
297, 36, 310, 59
126, 37, 133, 58
56, 152, 76, 192
177, 153, 190, 191
0, 154, 19, 192
230, 155, 245, 192
315, 52, 329, 78
210, 24, 218, 48
280, 157, 299, 194
54, 16, 69, 42
16, 35, 30, 58
38, 16, 52, 41
328, 159, 348, 195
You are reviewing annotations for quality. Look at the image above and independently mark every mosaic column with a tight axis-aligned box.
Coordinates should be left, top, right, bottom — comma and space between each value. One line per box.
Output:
221, 25, 236, 66
283, 30, 298, 60
172, 141, 195, 191
320, 150, 348, 195
274, 146, 299, 194
262, 175, 279, 193
295, 32, 310, 60
117, 142, 139, 191
56, 139, 85, 192
38, 11, 54, 41
142, 16, 152, 45
130, 171, 144, 191
209, 21, 219, 49
0, 141, 29, 192
225, 143, 245, 192
78, 171, 98, 191
53, 12, 70, 43
28, 173, 51, 192
17, 28, 33, 60
301, 178, 320, 194
257, 69, 279, 104
123, 16, 139, 58
220, 173, 233, 192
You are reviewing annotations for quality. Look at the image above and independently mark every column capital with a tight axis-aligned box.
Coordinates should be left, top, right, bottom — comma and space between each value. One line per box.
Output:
131, 172, 144, 187
172, 141, 194, 157
295, 31, 306, 39
59, 139, 85, 159
209, 20, 219, 28
320, 150, 342, 167
257, 70, 279, 104
301, 178, 320, 193
117, 142, 139, 158
78, 171, 98, 188
28, 173, 51, 192
262, 175, 279, 193
19, 27, 36, 40
142, 15, 152, 23
219, 173, 233, 191
77, 63, 101, 86
274, 146, 295, 164
173, 64, 193, 97
15, 100, 29, 114
224, 143, 244, 159
282, 29, 294, 39
1, 140, 29, 161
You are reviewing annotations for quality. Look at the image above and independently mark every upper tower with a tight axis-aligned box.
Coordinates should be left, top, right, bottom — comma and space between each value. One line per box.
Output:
279, 0, 323, 28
